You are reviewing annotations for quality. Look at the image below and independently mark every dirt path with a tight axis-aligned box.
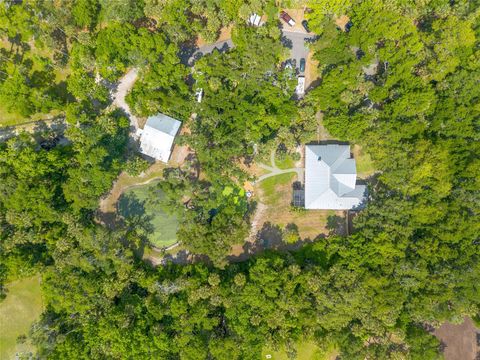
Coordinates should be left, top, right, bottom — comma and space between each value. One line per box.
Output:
188, 39, 234, 65
247, 201, 267, 242
256, 150, 304, 183
112, 68, 139, 130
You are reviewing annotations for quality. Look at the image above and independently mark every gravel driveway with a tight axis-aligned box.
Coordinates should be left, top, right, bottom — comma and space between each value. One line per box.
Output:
112, 68, 140, 130
282, 30, 316, 74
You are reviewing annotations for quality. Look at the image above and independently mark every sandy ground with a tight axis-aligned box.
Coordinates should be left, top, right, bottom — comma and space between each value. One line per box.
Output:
280, 8, 308, 33
112, 68, 140, 130
434, 317, 479, 360
305, 50, 320, 90
196, 25, 233, 47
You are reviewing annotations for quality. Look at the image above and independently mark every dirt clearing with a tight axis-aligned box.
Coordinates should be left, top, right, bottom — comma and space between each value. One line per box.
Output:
434, 317, 479, 360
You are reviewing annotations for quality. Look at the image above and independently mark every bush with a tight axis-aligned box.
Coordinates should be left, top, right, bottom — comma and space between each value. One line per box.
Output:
125, 156, 150, 176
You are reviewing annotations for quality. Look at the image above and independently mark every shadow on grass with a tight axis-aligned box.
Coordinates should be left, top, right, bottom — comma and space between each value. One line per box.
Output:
227, 222, 325, 263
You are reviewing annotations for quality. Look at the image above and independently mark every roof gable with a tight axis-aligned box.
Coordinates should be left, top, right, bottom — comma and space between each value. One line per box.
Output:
304, 144, 366, 209
139, 113, 181, 163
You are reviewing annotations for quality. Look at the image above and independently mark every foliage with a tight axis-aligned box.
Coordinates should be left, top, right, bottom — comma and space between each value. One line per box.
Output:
190, 26, 297, 181
124, 156, 150, 176
0, 1, 479, 360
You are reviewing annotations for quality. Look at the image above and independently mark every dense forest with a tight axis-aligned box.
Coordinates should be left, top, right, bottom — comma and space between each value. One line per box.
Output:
0, 0, 479, 359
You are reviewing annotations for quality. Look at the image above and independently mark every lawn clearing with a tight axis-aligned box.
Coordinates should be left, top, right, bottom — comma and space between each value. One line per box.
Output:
275, 154, 296, 170
0, 275, 43, 360
353, 145, 376, 178
260, 172, 296, 206
258, 172, 339, 240
99, 162, 166, 214
118, 180, 178, 248
262, 340, 338, 360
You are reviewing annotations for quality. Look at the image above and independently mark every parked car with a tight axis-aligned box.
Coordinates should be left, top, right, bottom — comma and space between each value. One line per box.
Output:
299, 58, 306, 72
280, 11, 295, 26
301, 20, 310, 32
296, 76, 305, 96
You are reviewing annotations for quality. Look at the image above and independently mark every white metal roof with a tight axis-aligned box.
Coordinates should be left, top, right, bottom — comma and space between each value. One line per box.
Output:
139, 114, 181, 163
249, 13, 261, 26
304, 144, 366, 209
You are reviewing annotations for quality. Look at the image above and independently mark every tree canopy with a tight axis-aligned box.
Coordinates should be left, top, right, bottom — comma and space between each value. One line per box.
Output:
0, 0, 479, 359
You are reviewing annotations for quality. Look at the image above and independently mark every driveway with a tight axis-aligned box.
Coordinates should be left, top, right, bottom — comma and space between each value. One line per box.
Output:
112, 68, 139, 131
282, 30, 316, 75
188, 39, 234, 65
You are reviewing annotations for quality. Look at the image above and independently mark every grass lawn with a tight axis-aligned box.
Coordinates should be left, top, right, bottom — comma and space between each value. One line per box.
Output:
0, 106, 64, 128
258, 172, 338, 240
99, 162, 166, 214
353, 145, 376, 178
0, 106, 26, 127
117, 180, 178, 248
260, 172, 296, 206
262, 340, 338, 360
0, 275, 43, 359
275, 154, 296, 170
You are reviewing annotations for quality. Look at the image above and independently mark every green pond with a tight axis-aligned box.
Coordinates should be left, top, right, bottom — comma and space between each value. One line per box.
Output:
117, 181, 178, 248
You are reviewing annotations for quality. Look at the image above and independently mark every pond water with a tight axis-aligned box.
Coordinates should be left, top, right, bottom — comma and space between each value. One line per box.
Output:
117, 180, 178, 248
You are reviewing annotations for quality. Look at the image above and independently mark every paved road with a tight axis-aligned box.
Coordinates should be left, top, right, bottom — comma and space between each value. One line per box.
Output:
282, 30, 316, 74
188, 39, 234, 65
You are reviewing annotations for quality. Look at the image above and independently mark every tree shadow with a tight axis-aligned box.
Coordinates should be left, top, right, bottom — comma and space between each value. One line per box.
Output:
281, 35, 293, 49
227, 222, 325, 263
29, 118, 69, 147
326, 213, 346, 236
117, 193, 154, 235
0, 126, 17, 142
178, 38, 199, 66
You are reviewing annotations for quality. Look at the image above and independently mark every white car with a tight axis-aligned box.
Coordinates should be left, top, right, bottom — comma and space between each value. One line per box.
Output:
296, 76, 305, 96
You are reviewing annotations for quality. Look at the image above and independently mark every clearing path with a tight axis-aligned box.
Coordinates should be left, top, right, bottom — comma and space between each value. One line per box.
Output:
112, 68, 140, 131
256, 150, 304, 183
188, 39, 234, 65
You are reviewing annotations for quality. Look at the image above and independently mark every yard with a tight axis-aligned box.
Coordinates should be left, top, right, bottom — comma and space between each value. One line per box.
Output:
256, 170, 339, 240
353, 145, 376, 178
117, 180, 178, 248
0, 275, 43, 359
262, 340, 338, 360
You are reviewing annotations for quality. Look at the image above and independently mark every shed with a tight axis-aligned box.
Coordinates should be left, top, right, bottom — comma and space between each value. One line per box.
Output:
139, 113, 181, 163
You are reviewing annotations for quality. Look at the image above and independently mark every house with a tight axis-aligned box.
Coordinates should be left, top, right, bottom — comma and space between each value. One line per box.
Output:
304, 144, 366, 209
138, 113, 181, 163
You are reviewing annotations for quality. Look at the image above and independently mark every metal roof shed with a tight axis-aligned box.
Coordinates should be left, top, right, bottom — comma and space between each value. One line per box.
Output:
139, 114, 181, 163
304, 144, 366, 210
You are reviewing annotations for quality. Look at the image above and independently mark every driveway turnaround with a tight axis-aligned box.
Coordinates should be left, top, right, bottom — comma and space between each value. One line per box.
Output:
188, 39, 234, 65
282, 30, 316, 73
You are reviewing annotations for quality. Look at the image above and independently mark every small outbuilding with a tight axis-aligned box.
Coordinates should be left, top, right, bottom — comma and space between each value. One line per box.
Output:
138, 113, 181, 163
249, 13, 262, 26
304, 144, 366, 210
